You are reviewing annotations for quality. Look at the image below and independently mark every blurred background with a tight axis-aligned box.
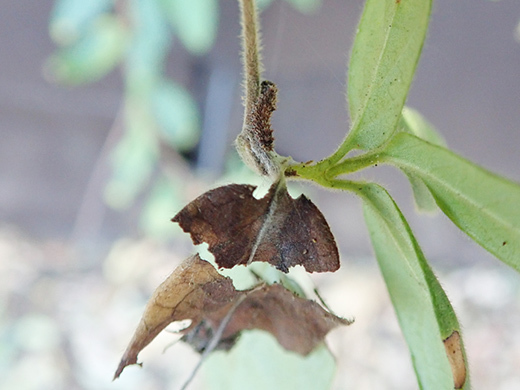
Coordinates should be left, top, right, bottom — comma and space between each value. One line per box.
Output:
1, 0, 520, 389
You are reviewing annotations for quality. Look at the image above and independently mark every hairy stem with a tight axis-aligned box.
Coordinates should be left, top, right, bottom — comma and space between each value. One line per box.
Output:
239, 0, 263, 117
236, 0, 283, 178
327, 148, 383, 177
286, 145, 384, 182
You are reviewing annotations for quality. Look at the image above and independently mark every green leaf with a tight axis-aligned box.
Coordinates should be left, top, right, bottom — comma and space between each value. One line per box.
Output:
404, 172, 438, 214
46, 14, 128, 85
161, 0, 218, 55
125, 0, 171, 91
381, 132, 520, 273
361, 183, 468, 390
202, 330, 336, 390
400, 107, 446, 213
49, 0, 112, 45
344, 0, 432, 152
151, 80, 200, 151
400, 107, 446, 147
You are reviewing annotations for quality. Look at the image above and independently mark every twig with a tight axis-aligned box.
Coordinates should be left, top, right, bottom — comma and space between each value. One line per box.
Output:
180, 294, 248, 390
314, 287, 333, 314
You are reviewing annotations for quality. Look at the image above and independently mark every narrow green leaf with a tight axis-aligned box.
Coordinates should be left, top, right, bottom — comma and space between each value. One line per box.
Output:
345, 0, 431, 151
161, 0, 218, 55
381, 132, 520, 272
361, 183, 468, 389
202, 330, 336, 390
405, 172, 438, 213
400, 107, 446, 213
400, 106, 446, 147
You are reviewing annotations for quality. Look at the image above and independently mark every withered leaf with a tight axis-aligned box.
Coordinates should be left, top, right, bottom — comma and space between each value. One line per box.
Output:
198, 283, 352, 355
172, 181, 340, 273
114, 255, 350, 379
443, 331, 467, 389
114, 254, 239, 379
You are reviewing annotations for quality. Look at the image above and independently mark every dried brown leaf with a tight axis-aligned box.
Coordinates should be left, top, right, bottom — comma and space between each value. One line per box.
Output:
172, 181, 340, 273
201, 283, 352, 355
114, 255, 350, 379
113, 254, 239, 379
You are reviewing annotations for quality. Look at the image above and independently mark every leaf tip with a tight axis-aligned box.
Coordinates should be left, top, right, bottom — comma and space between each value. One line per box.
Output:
113, 357, 142, 381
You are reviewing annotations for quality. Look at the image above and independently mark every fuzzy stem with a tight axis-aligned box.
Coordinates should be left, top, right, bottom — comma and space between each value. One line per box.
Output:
239, 0, 263, 120
236, 0, 284, 178
286, 145, 384, 182
327, 148, 383, 177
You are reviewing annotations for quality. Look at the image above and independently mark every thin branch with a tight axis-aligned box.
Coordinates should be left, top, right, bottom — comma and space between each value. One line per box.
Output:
180, 293, 249, 390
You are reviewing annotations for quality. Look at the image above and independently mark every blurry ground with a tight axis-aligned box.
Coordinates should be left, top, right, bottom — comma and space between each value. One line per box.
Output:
2, 226, 520, 390
1, 0, 520, 389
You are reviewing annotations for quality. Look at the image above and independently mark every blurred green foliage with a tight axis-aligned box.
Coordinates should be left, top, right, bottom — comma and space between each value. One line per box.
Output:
47, 0, 320, 239
202, 330, 336, 390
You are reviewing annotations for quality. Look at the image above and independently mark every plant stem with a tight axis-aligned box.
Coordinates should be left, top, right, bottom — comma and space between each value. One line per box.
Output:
286, 147, 383, 182
327, 148, 383, 177
286, 165, 368, 198
236, 0, 284, 178
238, 0, 262, 121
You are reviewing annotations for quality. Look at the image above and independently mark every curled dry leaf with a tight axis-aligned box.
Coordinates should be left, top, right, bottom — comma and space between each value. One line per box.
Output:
114, 255, 350, 379
172, 180, 340, 273
443, 331, 467, 389
114, 254, 239, 379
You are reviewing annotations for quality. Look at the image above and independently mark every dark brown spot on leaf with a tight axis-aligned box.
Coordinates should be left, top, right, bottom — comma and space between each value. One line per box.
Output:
285, 168, 298, 177
172, 181, 340, 273
443, 331, 466, 389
